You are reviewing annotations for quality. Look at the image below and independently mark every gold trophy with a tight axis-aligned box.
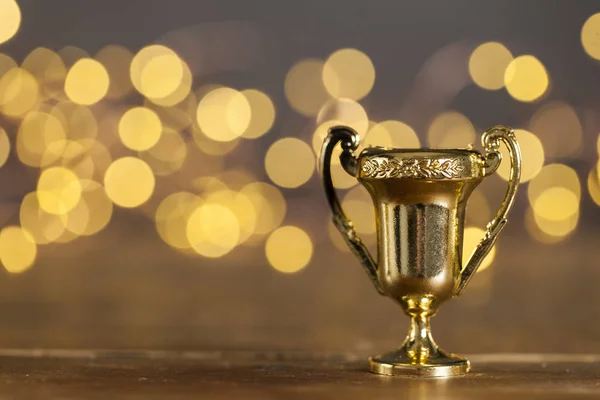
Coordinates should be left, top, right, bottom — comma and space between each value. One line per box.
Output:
320, 125, 521, 377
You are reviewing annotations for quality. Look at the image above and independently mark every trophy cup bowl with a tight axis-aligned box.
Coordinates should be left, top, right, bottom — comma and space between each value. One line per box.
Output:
320, 125, 521, 377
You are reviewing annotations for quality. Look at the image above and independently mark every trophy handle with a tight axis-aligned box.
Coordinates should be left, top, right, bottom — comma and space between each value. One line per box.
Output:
454, 125, 521, 297
320, 125, 384, 295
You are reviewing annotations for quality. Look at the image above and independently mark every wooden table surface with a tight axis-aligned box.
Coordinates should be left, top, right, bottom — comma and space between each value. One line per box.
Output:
0, 350, 598, 399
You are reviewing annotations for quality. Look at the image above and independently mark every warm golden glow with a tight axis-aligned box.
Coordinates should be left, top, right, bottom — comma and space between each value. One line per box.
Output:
462, 226, 495, 272
240, 89, 275, 139
0, 226, 36, 274
581, 13, 600, 60
51, 102, 98, 145
265, 137, 315, 188
187, 203, 240, 258
528, 164, 580, 207
587, 167, 600, 207
529, 207, 578, 240
104, 157, 155, 208
316, 98, 369, 138
96, 45, 134, 100
342, 186, 375, 234
364, 120, 420, 149
468, 42, 513, 90
22, 47, 66, 100
533, 187, 579, 221
118, 106, 162, 151
20, 192, 66, 244
156, 192, 201, 249
504, 55, 548, 102
64, 180, 113, 236
144, 93, 195, 132
17, 111, 66, 167
528, 102, 582, 157
148, 58, 192, 107
141, 127, 187, 176
192, 129, 239, 156
0, 53, 17, 76
58, 46, 89, 67
497, 129, 544, 183
64, 58, 109, 105
0, 127, 10, 168
427, 111, 475, 148
37, 167, 82, 215
322, 48, 375, 100
0, 0, 21, 45
284, 59, 331, 116
0, 67, 39, 117
266, 226, 313, 273
196, 87, 251, 142
204, 189, 257, 244
240, 182, 286, 236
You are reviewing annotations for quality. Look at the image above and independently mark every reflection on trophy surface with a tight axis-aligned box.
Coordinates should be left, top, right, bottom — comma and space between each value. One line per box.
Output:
320, 124, 521, 377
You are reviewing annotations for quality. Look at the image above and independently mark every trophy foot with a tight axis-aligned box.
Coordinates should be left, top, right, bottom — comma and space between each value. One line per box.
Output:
369, 348, 470, 377
369, 306, 470, 377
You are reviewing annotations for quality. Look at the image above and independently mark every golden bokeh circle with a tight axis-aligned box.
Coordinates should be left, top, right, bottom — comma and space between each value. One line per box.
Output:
363, 120, 420, 149
468, 42, 513, 90
130, 45, 183, 100
37, 167, 82, 215
240, 182, 286, 236
529, 102, 582, 158
265, 137, 315, 188
0, 67, 39, 117
581, 13, 600, 60
427, 111, 476, 148
462, 226, 496, 273
0, 226, 36, 274
156, 192, 201, 250
240, 89, 275, 139
284, 59, 331, 116
20, 192, 66, 244
504, 55, 548, 102
0, 0, 21, 45
266, 226, 313, 273
496, 129, 544, 183
96, 45, 134, 100
187, 203, 240, 258
22, 47, 67, 100
316, 98, 369, 138
64, 58, 109, 105
527, 163, 580, 207
322, 48, 375, 100
196, 87, 251, 142
118, 106, 162, 151
0, 127, 10, 168
533, 186, 579, 221
17, 111, 67, 167
104, 157, 155, 208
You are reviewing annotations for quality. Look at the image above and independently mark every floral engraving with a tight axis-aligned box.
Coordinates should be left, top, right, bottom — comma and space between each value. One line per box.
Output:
361, 157, 465, 179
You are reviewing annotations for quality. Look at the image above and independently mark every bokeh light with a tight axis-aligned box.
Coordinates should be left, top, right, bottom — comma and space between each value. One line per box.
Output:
37, 167, 82, 215
284, 59, 331, 116
64, 58, 110, 105
533, 187, 578, 221
0, 226, 36, 274
140, 127, 187, 176
469, 42, 513, 90
148, 58, 192, 107
322, 48, 375, 101
0, 0, 21, 45
504, 55, 549, 102
96, 45, 134, 100
527, 207, 578, 242
240, 89, 275, 139
316, 98, 369, 138
528, 164, 580, 207
196, 87, 251, 142
528, 102, 582, 158
118, 106, 162, 151
20, 192, 66, 244
104, 157, 155, 208
363, 120, 420, 149
22, 47, 67, 100
64, 180, 113, 236
0, 127, 10, 168
587, 167, 600, 207
0, 67, 39, 117
496, 129, 544, 183
342, 186, 375, 234
130, 45, 184, 101
266, 226, 313, 273
240, 182, 286, 236
17, 111, 66, 167
265, 137, 315, 188
581, 13, 600, 60
462, 226, 496, 272
427, 111, 476, 148
187, 203, 240, 258
156, 192, 201, 250
51, 102, 98, 145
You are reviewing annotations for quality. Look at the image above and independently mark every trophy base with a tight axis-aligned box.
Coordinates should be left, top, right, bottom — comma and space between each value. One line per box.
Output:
369, 349, 470, 377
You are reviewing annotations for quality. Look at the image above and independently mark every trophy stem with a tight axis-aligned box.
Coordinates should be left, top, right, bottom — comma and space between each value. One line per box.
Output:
369, 311, 470, 377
